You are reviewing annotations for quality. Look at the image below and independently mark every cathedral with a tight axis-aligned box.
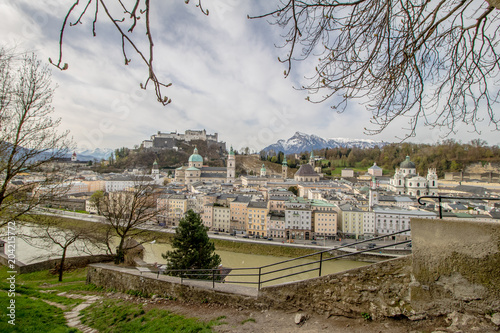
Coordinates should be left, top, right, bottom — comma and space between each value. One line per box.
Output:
388, 156, 438, 197
174, 147, 235, 184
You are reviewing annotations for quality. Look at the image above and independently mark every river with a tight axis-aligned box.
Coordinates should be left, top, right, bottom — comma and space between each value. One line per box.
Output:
3, 224, 369, 287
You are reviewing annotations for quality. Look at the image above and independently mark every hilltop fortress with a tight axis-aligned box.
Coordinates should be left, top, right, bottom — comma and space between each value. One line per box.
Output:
141, 130, 226, 151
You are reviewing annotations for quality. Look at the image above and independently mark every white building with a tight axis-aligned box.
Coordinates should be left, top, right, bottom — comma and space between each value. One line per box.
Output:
104, 175, 154, 192
373, 206, 437, 239
285, 198, 312, 240
389, 156, 438, 197
368, 162, 383, 176
363, 211, 376, 236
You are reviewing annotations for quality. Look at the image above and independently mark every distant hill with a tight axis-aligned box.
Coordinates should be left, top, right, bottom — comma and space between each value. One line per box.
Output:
262, 132, 388, 154
73, 148, 114, 161
236, 155, 296, 177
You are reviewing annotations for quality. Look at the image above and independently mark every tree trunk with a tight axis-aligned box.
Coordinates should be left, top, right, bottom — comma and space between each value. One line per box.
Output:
59, 247, 67, 282
115, 237, 125, 264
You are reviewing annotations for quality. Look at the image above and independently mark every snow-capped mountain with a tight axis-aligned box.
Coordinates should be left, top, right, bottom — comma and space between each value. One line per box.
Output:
262, 132, 388, 154
72, 148, 114, 161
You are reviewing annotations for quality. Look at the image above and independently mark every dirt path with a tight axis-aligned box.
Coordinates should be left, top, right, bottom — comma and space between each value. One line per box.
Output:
57, 292, 101, 333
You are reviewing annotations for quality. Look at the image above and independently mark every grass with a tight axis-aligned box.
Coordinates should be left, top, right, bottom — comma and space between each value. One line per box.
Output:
0, 291, 78, 333
241, 318, 256, 325
0, 267, 87, 306
0, 266, 88, 332
213, 238, 321, 258
0, 266, 225, 332
81, 299, 221, 332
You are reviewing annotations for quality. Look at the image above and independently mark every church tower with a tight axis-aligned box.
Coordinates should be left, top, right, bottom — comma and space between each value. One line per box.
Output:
226, 146, 235, 183
427, 168, 438, 196
152, 160, 160, 183
369, 176, 379, 209
282, 156, 288, 180
260, 164, 267, 177
309, 151, 315, 167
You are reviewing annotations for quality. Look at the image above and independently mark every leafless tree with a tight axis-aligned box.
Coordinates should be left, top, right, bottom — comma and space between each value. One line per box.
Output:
24, 215, 107, 281
0, 48, 72, 228
90, 178, 160, 263
251, 1, 500, 138
53, 0, 209, 106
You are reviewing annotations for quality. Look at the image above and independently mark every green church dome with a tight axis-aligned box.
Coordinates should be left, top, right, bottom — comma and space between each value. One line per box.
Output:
400, 156, 416, 169
188, 148, 203, 163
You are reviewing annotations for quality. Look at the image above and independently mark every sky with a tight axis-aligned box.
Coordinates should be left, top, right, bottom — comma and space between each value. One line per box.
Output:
1, 0, 499, 152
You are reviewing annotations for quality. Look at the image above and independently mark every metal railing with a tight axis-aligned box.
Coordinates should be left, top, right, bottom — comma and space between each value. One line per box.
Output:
159, 229, 411, 290
417, 195, 500, 219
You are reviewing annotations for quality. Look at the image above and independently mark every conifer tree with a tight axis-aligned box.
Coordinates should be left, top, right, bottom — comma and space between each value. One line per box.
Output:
163, 210, 221, 278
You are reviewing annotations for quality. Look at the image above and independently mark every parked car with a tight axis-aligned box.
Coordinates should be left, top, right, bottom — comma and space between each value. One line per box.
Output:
213, 232, 219, 235
267, 238, 273, 241
367, 243, 376, 249
242, 235, 249, 239
311, 241, 317, 245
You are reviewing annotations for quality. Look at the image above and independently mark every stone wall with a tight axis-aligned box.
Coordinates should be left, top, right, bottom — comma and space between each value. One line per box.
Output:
258, 257, 414, 320
87, 258, 413, 319
0, 254, 114, 274
86, 264, 266, 309
410, 218, 500, 316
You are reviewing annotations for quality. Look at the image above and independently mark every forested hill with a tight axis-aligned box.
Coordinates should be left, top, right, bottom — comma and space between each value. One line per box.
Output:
95, 140, 226, 172
265, 140, 500, 177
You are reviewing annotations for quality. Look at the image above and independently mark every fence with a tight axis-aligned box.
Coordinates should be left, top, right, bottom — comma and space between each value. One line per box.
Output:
161, 229, 411, 290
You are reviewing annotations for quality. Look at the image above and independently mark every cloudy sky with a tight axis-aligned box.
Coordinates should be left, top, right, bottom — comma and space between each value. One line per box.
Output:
1, 0, 499, 152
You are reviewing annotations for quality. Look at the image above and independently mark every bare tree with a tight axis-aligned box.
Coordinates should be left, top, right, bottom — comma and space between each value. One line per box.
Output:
24, 215, 107, 281
251, 1, 500, 138
91, 178, 160, 263
53, 0, 209, 106
0, 48, 72, 228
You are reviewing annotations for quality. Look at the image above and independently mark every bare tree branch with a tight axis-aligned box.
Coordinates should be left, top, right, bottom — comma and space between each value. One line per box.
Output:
0, 49, 72, 228
251, 0, 500, 139
91, 176, 160, 263
53, 0, 209, 106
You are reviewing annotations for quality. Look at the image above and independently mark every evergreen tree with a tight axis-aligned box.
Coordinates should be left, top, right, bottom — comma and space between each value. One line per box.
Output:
163, 210, 221, 279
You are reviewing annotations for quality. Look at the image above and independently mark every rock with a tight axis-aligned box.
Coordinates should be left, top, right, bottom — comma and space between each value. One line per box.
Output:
491, 313, 500, 326
294, 313, 308, 325
408, 313, 427, 321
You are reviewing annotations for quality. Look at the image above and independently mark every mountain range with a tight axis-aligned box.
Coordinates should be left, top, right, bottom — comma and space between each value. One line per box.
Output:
71, 148, 114, 161
262, 132, 388, 154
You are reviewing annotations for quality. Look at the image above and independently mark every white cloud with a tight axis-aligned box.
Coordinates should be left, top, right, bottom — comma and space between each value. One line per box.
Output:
0, 1, 498, 152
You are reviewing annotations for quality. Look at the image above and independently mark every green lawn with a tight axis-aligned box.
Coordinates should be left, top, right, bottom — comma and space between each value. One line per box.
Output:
0, 266, 221, 332
82, 299, 222, 333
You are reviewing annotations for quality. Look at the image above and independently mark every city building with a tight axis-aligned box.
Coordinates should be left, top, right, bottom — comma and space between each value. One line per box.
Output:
373, 206, 437, 240
174, 147, 236, 184
141, 129, 225, 151
389, 156, 438, 197
246, 201, 269, 237
285, 197, 313, 240
368, 162, 383, 176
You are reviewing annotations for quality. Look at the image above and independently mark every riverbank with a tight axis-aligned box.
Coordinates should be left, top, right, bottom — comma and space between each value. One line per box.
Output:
17, 213, 403, 262
17, 214, 318, 258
